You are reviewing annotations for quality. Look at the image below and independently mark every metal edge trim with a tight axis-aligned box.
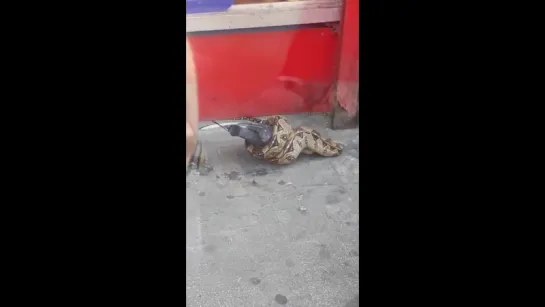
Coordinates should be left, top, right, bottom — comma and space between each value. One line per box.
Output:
187, 0, 342, 32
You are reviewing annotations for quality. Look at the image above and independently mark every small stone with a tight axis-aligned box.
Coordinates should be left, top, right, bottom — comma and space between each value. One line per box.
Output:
274, 294, 288, 305
255, 168, 268, 176
198, 191, 205, 196
227, 195, 234, 199
226, 171, 241, 180
198, 165, 213, 176
278, 180, 286, 185
252, 180, 258, 186
249, 277, 261, 285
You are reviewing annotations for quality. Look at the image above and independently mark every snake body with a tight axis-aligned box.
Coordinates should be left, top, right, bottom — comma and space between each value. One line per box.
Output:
243, 116, 343, 164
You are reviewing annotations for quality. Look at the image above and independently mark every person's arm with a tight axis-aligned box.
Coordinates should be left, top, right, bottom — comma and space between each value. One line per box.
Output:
186, 39, 199, 167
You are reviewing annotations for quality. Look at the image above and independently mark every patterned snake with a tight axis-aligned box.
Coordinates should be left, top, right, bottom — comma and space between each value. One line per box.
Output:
187, 115, 344, 175
243, 115, 343, 165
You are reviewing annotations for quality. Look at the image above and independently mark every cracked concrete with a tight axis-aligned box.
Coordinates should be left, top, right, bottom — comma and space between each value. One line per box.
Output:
187, 114, 359, 307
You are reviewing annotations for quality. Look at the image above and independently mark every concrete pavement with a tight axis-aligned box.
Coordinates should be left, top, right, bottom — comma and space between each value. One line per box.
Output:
186, 114, 359, 307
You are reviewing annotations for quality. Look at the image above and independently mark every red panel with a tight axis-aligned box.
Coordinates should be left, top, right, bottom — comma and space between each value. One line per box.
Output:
335, 0, 359, 116
188, 27, 338, 120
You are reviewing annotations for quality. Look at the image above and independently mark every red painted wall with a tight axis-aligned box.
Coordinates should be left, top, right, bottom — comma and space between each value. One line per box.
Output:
188, 26, 339, 120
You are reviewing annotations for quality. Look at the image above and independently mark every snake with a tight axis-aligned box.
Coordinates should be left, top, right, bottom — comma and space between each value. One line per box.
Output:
242, 115, 343, 164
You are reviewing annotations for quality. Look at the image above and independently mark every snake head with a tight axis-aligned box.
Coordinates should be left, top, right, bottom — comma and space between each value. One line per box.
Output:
263, 116, 278, 126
